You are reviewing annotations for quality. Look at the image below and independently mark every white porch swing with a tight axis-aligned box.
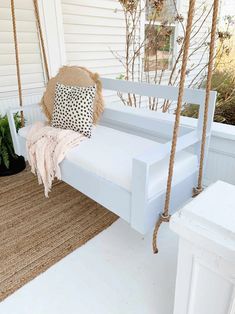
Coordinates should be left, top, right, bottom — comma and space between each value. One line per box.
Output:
8, 0, 218, 253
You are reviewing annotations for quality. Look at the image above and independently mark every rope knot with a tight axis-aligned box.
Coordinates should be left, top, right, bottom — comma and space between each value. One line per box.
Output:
152, 213, 171, 254
160, 213, 171, 223
192, 186, 204, 197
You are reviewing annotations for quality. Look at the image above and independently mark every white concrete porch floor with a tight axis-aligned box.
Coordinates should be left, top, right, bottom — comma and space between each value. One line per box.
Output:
0, 219, 178, 314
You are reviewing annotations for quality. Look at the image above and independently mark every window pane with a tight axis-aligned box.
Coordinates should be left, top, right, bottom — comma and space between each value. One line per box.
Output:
146, 0, 176, 22
144, 25, 174, 71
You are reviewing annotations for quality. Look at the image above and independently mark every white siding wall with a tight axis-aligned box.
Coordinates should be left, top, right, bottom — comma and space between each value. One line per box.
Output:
61, 0, 126, 77
0, 0, 213, 111
61, 0, 128, 103
0, 0, 214, 100
0, 0, 46, 97
61, 0, 213, 106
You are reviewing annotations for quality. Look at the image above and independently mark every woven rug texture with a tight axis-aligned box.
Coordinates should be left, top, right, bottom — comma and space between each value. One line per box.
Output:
0, 167, 118, 301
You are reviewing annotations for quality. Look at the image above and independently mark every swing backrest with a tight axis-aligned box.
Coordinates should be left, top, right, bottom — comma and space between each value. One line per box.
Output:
101, 78, 217, 138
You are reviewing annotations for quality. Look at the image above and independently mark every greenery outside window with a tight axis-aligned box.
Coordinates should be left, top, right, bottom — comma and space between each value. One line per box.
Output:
144, 0, 177, 72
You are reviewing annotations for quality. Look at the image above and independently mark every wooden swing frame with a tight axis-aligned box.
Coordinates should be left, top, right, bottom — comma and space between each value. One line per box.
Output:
8, 0, 219, 253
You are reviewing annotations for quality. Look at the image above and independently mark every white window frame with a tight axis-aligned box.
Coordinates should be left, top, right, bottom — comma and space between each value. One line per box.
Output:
142, 0, 180, 74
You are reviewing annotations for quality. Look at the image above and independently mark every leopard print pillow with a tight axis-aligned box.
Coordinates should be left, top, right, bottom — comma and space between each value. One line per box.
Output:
51, 83, 96, 138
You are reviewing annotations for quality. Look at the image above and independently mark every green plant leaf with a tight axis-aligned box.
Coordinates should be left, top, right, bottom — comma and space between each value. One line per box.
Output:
1, 145, 10, 168
0, 113, 23, 168
182, 69, 235, 126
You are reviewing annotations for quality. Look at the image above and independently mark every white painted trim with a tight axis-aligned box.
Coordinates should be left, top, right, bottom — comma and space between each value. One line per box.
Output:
141, 0, 179, 73
38, 0, 67, 77
54, 0, 67, 66
101, 77, 213, 105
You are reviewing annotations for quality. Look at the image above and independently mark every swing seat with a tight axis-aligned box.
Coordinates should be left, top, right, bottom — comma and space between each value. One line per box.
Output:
18, 124, 198, 199
8, 78, 216, 234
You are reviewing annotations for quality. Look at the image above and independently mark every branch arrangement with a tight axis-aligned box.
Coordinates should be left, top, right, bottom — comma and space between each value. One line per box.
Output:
114, 0, 234, 112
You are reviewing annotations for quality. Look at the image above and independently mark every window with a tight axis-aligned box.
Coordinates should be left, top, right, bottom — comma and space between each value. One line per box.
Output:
144, 0, 177, 72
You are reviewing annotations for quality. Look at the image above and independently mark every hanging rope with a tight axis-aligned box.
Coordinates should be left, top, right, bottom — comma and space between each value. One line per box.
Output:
33, 0, 50, 82
10, 0, 50, 127
10, 0, 24, 127
193, 0, 219, 196
152, 0, 196, 254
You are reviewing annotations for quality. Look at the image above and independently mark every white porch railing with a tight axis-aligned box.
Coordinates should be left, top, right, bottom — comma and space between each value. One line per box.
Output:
170, 180, 235, 314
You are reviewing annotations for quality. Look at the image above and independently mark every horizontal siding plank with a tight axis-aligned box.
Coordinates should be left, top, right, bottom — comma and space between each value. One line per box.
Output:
0, 64, 43, 76
0, 54, 42, 66
0, 20, 37, 32
0, 73, 45, 88
0, 8, 35, 22
1, 0, 33, 10
67, 51, 125, 61
0, 32, 39, 44
0, 82, 45, 93
68, 58, 123, 68
65, 34, 126, 44
62, 0, 121, 11
67, 61, 123, 76
62, 4, 123, 19
64, 24, 126, 36
63, 14, 125, 27
0, 43, 41, 54
66, 42, 125, 53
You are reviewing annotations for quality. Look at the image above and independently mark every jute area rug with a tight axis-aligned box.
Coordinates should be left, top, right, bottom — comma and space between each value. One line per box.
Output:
0, 167, 118, 301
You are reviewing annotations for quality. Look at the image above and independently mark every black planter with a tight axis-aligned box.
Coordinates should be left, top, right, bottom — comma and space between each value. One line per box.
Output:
0, 155, 26, 177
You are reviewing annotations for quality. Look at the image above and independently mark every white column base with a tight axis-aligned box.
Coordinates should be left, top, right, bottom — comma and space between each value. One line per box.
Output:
170, 181, 235, 314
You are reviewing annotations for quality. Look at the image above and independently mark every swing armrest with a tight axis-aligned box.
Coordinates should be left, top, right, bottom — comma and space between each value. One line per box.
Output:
8, 106, 25, 156
134, 130, 201, 167
7, 104, 45, 156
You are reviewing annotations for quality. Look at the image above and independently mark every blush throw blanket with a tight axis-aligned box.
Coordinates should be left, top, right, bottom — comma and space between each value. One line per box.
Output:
26, 121, 85, 197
